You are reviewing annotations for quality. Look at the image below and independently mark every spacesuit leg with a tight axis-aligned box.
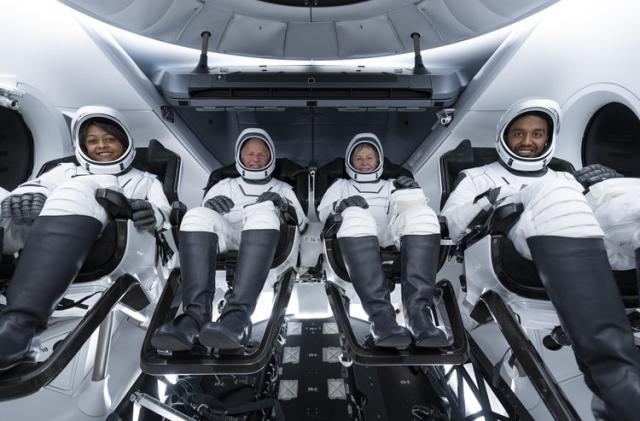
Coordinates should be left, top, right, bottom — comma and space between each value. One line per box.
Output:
0, 178, 107, 371
506, 177, 604, 259
391, 200, 448, 347
151, 207, 228, 351
529, 236, 640, 421
199, 201, 281, 350
584, 178, 640, 270
507, 178, 640, 420
336, 206, 412, 349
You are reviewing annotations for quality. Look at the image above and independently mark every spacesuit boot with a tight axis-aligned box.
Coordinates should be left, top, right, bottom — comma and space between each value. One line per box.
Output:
0, 215, 101, 372
199, 229, 279, 350
400, 234, 448, 347
338, 236, 412, 349
151, 231, 218, 351
528, 235, 640, 421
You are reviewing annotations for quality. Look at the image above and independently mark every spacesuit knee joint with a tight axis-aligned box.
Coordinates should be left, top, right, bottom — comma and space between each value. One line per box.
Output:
180, 206, 224, 233
40, 178, 107, 223
243, 201, 280, 231
336, 206, 377, 238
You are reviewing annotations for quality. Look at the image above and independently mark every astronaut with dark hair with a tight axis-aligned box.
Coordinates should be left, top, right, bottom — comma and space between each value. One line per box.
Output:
441, 98, 640, 421
152, 128, 307, 351
318, 133, 448, 350
0, 106, 171, 372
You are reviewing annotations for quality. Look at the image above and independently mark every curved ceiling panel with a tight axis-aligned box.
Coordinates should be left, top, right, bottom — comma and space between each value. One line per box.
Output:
58, 0, 558, 60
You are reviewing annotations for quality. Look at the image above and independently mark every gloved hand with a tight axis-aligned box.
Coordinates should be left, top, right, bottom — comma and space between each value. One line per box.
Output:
574, 164, 623, 189
128, 199, 157, 232
333, 195, 369, 214
1, 192, 47, 225
204, 195, 234, 215
256, 191, 286, 209
393, 175, 420, 190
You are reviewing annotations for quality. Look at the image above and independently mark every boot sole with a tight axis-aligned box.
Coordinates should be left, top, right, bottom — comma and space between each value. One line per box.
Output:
0, 355, 37, 373
414, 336, 450, 348
374, 334, 413, 350
199, 328, 245, 350
150, 333, 193, 352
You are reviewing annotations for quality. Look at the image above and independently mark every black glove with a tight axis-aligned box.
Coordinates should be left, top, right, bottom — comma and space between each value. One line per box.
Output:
574, 164, 623, 189
333, 195, 369, 214
1, 192, 47, 225
204, 195, 234, 215
393, 175, 420, 190
128, 199, 157, 232
256, 191, 286, 209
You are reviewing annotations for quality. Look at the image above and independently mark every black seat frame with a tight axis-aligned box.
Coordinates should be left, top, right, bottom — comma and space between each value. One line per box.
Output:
317, 158, 467, 365
141, 158, 306, 374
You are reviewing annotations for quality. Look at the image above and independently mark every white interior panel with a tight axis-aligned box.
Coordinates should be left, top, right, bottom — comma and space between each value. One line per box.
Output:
336, 15, 403, 58
285, 22, 339, 58
219, 15, 288, 57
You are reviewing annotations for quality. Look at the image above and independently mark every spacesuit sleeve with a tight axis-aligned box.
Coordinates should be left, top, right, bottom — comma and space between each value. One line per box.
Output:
440, 173, 487, 241
146, 178, 171, 230
317, 180, 345, 225
10, 164, 70, 196
281, 187, 308, 232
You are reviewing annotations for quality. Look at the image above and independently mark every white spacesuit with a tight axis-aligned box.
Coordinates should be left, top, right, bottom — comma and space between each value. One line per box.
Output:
576, 171, 640, 270
0, 105, 170, 372
441, 98, 640, 421
152, 128, 307, 351
318, 133, 448, 349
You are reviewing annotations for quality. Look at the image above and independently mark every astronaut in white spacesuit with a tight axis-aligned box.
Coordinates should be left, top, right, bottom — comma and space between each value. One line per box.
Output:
441, 98, 640, 421
0, 105, 171, 372
151, 128, 307, 351
318, 133, 448, 349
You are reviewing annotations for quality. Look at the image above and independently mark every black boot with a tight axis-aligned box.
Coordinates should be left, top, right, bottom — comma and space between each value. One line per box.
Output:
400, 234, 449, 347
528, 236, 640, 421
199, 229, 279, 350
0, 215, 102, 372
151, 231, 218, 351
338, 236, 412, 349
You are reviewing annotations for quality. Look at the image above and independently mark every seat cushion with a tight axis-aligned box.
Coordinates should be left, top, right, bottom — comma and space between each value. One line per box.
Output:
491, 235, 638, 307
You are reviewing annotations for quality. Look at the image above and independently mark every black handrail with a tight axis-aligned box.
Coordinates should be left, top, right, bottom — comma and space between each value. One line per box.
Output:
140, 268, 294, 375
0, 275, 139, 401
469, 290, 581, 421
325, 279, 468, 366
466, 335, 534, 421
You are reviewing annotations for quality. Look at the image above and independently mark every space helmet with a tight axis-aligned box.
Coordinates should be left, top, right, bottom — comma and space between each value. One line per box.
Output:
496, 98, 561, 172
345, 133, 384, 182
235, 128, 276, 181
72, 105, 135, 175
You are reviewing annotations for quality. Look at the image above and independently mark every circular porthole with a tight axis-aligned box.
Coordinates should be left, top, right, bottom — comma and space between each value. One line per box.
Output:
582, 102, 640, 177
0, 107, 34, 190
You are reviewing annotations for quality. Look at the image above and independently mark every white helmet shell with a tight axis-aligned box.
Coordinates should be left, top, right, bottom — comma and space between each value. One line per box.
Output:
345, 133, 384, 182
496, 98, 561, 172
72, 105, 135, 175
235, 128, 276, 181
